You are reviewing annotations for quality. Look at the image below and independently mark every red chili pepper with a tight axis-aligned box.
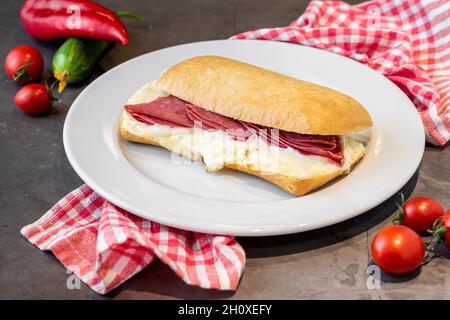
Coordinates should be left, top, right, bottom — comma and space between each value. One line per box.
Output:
20, 0, 129, 45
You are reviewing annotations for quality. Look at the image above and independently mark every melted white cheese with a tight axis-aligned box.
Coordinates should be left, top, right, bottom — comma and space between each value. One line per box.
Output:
122, 82, 366, 179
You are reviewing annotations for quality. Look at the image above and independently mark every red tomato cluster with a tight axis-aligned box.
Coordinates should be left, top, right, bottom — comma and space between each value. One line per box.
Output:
4, 45, 52, 114
371, 196, 448, 276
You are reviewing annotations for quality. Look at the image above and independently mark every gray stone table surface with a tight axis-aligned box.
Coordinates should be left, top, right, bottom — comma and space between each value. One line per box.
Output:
0, 0, 449, 300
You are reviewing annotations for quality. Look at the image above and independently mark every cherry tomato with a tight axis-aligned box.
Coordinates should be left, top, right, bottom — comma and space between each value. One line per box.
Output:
403, 197, 444, 232
371, 225, 425, 275
4, 45, 44, 84
14, 84, 51, 115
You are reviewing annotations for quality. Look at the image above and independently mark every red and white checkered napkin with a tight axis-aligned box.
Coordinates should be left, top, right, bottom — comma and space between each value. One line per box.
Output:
21, 185, 245, 294
232, 0, 450, 146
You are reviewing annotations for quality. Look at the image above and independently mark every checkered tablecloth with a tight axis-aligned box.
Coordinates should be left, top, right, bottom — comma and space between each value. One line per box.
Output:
21, 185, 245, 294
233, 0, 450, 145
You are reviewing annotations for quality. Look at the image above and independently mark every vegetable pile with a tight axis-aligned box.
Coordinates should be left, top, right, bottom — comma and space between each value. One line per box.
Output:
4, 0, 150, 114
371, 195, 449, 276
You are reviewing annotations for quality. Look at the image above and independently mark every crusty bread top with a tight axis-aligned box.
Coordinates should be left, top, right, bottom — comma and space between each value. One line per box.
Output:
155, 56, 372, 135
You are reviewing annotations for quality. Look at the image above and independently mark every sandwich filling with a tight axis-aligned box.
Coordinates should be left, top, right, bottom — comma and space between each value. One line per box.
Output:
122, 82, 366, 179
125, 96, 344, 166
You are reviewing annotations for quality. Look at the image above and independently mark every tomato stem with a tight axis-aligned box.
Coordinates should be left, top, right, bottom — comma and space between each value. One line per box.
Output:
392, 193, 406, 225
44, 80, 60, 104
13, 63, 32, 82
422, 218, 448, 265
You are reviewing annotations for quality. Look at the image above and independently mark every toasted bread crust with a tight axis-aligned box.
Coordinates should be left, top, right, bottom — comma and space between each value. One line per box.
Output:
156, 56, 372, 135
225, 163, 345, 196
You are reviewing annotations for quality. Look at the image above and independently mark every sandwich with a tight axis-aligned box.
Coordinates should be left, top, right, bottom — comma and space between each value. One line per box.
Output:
120, 56, 372, 196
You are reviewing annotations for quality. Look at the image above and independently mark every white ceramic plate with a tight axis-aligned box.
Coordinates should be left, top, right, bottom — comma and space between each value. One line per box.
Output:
63, 40, 424, 236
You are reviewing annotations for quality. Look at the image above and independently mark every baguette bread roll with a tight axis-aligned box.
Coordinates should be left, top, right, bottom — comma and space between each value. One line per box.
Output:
120, 56, 372, 196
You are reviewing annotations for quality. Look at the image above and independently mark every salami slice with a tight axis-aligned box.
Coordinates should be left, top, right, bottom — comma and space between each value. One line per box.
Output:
125, 96, 193, 128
